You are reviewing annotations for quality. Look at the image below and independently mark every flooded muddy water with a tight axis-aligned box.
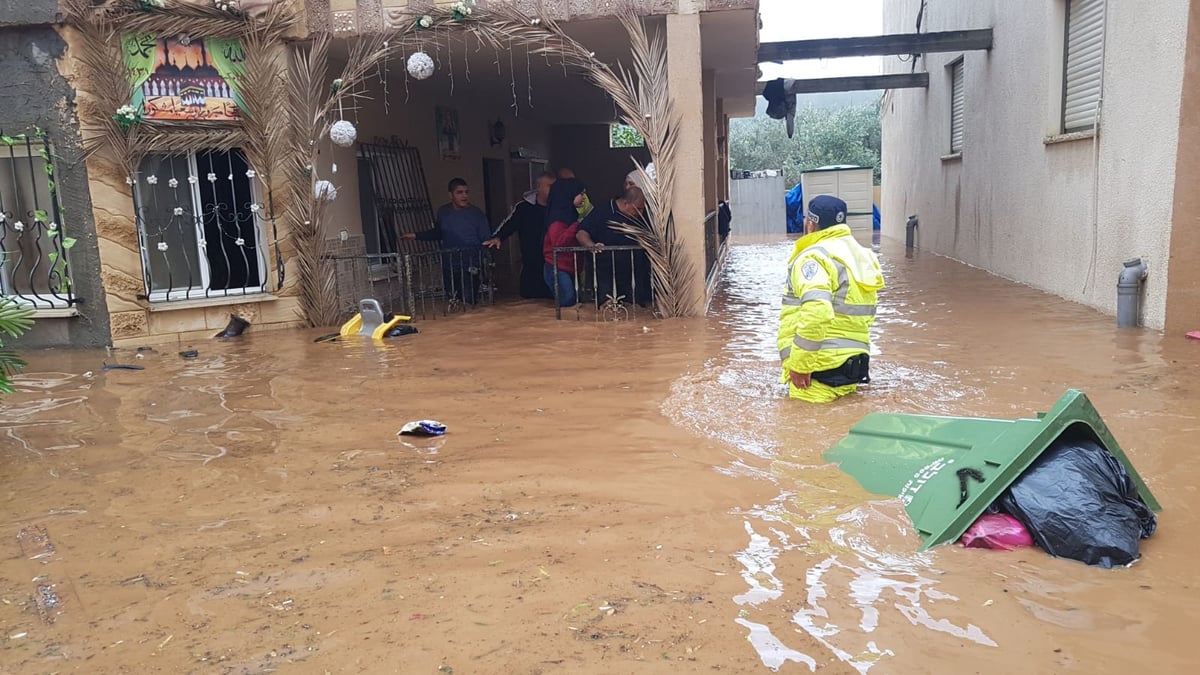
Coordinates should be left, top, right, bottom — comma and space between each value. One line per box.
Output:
1, 235, 1198, 673
667, 237, 1200, 673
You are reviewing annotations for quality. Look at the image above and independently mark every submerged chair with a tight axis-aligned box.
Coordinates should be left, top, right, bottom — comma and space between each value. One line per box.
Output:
339, 299, 410, 340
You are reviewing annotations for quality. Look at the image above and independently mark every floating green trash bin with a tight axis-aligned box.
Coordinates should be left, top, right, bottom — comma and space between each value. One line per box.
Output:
823, 389, 1161, 550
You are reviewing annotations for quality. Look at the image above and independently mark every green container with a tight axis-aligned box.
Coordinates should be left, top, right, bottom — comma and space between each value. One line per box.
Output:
823, 389, 1161, 550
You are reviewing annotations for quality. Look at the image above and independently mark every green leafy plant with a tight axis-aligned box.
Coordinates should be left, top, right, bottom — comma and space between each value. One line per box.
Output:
0, 298, 35, 394
609, 123, 645, 149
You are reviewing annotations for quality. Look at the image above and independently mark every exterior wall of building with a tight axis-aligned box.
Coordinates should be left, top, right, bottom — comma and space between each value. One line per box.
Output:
881, 0, 1188, 329
61, 37, 305, 348
2, 15, 113, 348
1166, 3, 1200, 335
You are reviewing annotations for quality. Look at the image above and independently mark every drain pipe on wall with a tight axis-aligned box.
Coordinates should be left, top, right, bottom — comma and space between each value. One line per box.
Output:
1117, 259, 1148, 327
905, 214, 919, 249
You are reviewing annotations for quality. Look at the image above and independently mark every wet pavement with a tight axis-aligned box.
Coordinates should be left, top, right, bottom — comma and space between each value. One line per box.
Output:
1, 235, 1198, 673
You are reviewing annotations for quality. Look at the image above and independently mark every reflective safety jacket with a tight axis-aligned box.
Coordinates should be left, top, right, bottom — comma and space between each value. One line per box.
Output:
777, 224, 884, 380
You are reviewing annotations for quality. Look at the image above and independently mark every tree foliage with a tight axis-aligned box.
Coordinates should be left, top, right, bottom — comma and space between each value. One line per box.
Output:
609, 123, 645, 149
730, 102, 881, 188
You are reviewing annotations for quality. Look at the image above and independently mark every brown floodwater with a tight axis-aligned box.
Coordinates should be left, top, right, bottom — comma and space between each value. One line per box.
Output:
1, 235, 1198, 674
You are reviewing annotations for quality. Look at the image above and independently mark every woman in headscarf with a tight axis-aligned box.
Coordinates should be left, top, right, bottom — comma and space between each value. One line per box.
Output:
542, 177, 587, 307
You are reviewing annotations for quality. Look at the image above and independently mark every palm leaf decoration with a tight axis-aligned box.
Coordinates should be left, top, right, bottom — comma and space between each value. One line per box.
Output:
0, 298, 34, 394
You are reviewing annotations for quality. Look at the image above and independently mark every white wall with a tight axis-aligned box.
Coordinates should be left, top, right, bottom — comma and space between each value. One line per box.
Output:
881, 0, 1187, 328
321, 70, 553, 239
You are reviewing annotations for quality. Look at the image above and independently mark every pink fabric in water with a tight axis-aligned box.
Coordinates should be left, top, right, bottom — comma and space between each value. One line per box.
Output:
960, 513, 1035, 551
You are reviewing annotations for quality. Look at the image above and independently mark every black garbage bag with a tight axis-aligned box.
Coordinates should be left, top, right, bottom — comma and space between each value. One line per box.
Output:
997, 438, 1156, 568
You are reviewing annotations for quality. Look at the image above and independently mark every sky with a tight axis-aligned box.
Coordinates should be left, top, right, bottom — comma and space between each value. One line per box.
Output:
758, 0, 884, 81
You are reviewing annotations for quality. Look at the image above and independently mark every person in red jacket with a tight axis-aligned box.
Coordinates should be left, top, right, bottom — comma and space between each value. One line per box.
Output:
542, 177, 587, 307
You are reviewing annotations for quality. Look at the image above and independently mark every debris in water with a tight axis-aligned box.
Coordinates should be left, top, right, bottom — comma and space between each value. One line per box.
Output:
9, 632, 27, 640
159, 634, 174, 649
17, 525, 56, 561
179, 350, 199, 359
1186, 331, 1200, 340
983, 599, 994, 607
34, 583, 61, 623
214, 314, 250, 338
398, 420, 447, 436
101, 363, 144, 371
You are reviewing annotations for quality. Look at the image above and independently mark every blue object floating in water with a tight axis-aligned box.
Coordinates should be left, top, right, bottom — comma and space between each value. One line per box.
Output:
399, 420, 447, 436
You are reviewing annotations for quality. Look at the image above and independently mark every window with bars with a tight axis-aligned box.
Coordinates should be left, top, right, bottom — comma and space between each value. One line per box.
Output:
1062, 0, 1105, 133
0, 132, 76, 309
133, 149, 267, 302
949, 58, 965, 154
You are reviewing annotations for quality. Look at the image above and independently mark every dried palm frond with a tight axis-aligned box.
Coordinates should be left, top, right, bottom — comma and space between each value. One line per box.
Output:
238, 4, 292, 183
284, 35, 338, 327
283, 33, 399, 326
109, 0, 295, 41
63, 0, 140, 172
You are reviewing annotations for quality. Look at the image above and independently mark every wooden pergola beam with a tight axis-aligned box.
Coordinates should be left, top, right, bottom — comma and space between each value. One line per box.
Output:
756, 73, 929, 95
758, 29, 993, 63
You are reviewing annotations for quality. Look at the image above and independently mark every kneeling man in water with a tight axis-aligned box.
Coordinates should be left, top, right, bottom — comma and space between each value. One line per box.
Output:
777, 195, 885, 403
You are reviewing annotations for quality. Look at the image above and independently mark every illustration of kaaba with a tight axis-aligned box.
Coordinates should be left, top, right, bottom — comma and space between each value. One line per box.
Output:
131, 37, 244, 122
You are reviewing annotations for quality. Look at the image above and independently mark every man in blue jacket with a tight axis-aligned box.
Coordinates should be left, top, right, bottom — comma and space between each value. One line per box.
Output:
403, 178, 492, 305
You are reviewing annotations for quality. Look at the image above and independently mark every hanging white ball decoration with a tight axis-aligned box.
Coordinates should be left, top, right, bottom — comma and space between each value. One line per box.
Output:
407, 51, 435, 80
329, 120, 357, 147
314, 180, 338, 202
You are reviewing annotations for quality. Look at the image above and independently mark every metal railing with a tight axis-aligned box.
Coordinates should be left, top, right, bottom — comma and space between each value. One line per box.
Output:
0, 130, 77, 310
324, 247, 495, 321
549, 245, 654, 321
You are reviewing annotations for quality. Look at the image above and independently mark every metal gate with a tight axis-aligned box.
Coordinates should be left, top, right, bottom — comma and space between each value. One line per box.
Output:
358, 141, 437, 256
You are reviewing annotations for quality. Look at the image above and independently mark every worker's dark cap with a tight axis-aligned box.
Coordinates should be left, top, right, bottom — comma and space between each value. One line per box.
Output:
807, 195, 848, 229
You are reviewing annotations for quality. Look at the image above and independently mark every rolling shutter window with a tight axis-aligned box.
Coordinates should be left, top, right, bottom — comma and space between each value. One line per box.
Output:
950, 59, 965, 153
1063, 0, 1105, 132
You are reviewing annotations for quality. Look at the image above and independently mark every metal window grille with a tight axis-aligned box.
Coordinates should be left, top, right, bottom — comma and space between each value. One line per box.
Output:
132, 149, 274, 302
1063, 0, 1105, 133
0, 130, 76, 309
357, 141, 436, 259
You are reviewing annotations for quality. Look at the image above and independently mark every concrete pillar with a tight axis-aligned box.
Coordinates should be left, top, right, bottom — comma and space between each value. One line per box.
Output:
716, 99, 729, 202
666, 12, 708, 315
702, 69, 718, 217
1166, 0, 1200, 335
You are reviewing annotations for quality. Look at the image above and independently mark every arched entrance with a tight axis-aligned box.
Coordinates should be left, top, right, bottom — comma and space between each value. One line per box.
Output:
66, 0, 693, 326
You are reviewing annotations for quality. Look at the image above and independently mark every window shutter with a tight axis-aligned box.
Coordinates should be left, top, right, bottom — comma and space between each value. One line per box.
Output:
950, 60, 965, 153
1063, 0, 1105, 132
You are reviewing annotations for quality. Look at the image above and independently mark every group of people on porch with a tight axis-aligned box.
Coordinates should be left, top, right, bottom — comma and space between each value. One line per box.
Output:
403, 165, 656, 309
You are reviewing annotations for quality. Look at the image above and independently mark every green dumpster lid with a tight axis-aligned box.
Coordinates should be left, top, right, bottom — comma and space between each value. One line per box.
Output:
823, 389, 1161, 550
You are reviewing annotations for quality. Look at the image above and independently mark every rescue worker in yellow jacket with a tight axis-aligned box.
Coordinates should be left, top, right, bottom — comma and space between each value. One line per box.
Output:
778, 195, 885, 403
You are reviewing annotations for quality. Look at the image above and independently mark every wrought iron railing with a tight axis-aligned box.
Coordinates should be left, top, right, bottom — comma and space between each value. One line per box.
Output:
0, 130, 77, 310
549, 245, 654, 321
324, 247, 495, 321
129, 149, 281, 303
